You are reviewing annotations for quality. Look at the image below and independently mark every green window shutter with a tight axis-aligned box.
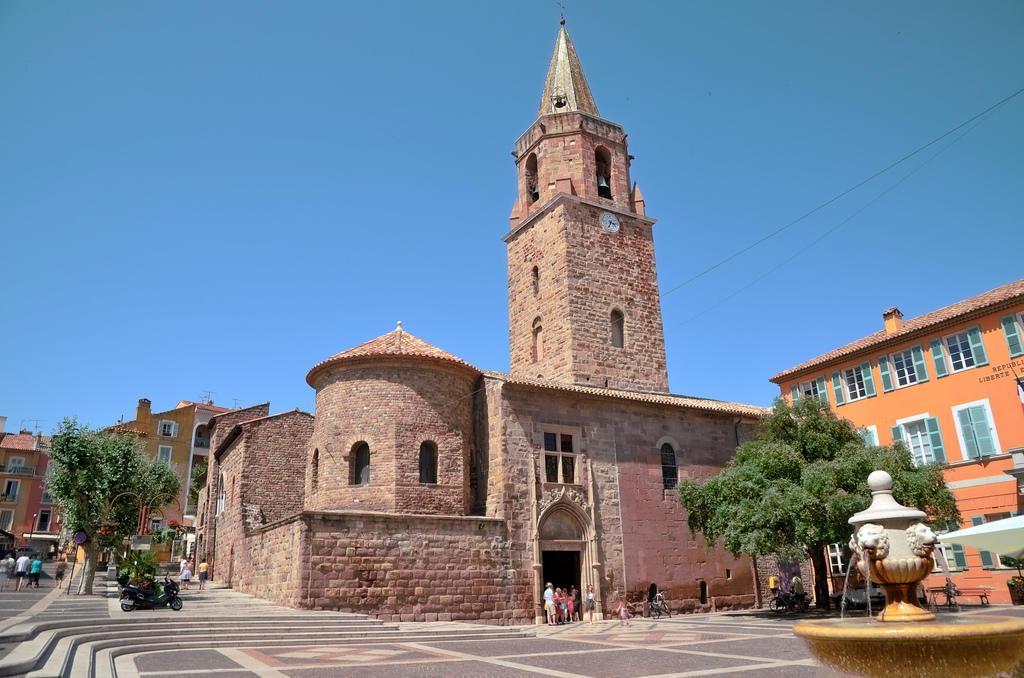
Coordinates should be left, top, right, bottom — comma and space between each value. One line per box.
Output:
930, 339, 948, 378
861, 362, 876, 397
911, 345, 929, 383
832, 372, 845, 405
790, 385, 799, 402
951, 543, 968, 570
967, 326, 988, 366
815, 376, 828, 405
972, 516, 995, 568
1001, 315, 1024, 357
924, 416, 946, 463
891, 424, 904, 447
878, 356, 894, 392
958, 408, 980, 459
969, 405, 997, 457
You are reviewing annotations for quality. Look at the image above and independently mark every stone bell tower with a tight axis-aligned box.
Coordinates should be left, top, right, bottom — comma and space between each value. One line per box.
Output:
505, 23, 669, 393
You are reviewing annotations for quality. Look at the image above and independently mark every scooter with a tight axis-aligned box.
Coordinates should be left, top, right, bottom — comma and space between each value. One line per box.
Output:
118, 575, 183, 612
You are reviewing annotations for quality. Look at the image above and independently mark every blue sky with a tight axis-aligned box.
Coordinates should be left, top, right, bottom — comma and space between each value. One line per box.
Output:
1, 1, 1021, 431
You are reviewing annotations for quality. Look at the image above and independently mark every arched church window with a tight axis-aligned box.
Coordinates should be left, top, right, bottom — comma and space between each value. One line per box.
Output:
532, 266, 540, 296
419, 441, 438, 484
352, 442, 370, 486
660, 443, 678, 489
532, 317, 543, 363
216, 472, 226, 515
610, 309, 624, 348
525, 153, 540, 203
595, 147, 612, 199
311, 448, 319, 493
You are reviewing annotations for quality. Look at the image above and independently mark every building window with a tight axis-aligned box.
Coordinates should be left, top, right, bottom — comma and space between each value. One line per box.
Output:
6, 456, 25, 472
3, 479, 19, 502
193, 425, 210, 448
828, 543, 847, 574
932, 529, 968, 572
857, 426, 879, 446
525, 153, 539, 203
898, 419, 935, 466
945, 331, 976, 372
149, 517, 164, 533
352, 442, 370, 485
157, 445, 172, 463
543, 432, 576, 484
419, 441, 438, 484
610, 309, 624, 349
158, 420, 178, 437
532, 266, 540, 296
311, 449, 319, 493
216, 472, 226, 515
532, 317, 543, 363
891, 349, 919, 387
595, 147, 612, 199
798, 378, 829, 405
0, 510, 12, 531
660, 443, 678, 489
41, 487, 53, 503
36, 509, 51, 532
953, 400, 999, 459
844, 366, 868, 400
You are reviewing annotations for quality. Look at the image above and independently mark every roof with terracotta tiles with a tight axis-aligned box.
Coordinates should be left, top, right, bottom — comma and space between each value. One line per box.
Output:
306, 324, 480, 386
176, 400, 232, 413
771, 279, 1024, 382
0, 433, 49, 450
484, 372, 767, 418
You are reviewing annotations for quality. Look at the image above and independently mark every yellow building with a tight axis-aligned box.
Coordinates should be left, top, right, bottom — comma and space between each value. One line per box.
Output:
115, 398, 230, 531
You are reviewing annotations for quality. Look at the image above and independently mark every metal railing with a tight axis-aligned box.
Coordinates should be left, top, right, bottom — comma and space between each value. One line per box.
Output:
193, 440, 210, 449
0, 493, 17, 503
0, 466, 34, 475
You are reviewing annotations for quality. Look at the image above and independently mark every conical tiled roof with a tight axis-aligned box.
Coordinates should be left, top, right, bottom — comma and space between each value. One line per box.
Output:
306, 323, 479, 386
538, 26, 599, 117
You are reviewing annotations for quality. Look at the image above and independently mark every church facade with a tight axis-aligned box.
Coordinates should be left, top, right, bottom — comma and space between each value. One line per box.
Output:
195, 25, 765, 624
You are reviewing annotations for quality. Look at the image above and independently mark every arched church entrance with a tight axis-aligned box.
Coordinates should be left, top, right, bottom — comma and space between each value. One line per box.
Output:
538, 504, 586, 604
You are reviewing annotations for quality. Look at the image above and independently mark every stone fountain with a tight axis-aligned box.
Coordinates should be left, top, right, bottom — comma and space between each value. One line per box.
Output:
793, 470, 1024, 677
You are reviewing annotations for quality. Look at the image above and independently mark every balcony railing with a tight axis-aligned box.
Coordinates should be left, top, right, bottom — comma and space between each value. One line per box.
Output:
185, 499, 199, 516
0, 493, 17, 503
0, 466, 34, 475
193, 440, 210, 449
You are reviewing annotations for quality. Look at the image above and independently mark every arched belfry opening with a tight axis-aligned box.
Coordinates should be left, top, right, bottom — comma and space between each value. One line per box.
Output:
595, 146, 612, 199
525, 153, 540, 203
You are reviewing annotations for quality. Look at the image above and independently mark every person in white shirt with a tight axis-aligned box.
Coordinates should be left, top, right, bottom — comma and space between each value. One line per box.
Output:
15, 554, 30, 591
0, 554, 15, 591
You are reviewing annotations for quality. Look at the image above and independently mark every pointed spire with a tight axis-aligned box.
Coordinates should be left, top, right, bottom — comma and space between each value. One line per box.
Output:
538, 25, 599, 117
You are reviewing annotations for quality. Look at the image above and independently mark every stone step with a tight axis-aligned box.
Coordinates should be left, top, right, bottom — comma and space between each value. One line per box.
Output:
26, 626, 531, 678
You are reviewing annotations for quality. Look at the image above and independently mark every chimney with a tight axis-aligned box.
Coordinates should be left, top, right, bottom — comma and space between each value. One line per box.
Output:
136, 398, 152, 422
883, 307, 904, 334
0, 416, 6, 434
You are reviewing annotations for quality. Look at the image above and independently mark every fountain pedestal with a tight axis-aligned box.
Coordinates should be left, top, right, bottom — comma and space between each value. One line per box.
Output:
793, 470, 1024, 677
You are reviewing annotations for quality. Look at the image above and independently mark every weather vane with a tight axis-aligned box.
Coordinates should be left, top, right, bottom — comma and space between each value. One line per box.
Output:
556, 0, 566, 25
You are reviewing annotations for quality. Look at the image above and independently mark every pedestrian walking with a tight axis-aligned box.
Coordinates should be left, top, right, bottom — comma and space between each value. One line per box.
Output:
616, 595, 631, 626
180, 559, 193, 590
585, 584, 596, 623
197, 559, 208, 590
14, 553, 30, 591
54, 560, 67, 587
0, 553, 14, 591
543, 582, 556, 626
29, 555, 43, 588
567, 585, 577, 622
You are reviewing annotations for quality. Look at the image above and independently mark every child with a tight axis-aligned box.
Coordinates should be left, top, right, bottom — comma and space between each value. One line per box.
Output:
616, 596, 631, 626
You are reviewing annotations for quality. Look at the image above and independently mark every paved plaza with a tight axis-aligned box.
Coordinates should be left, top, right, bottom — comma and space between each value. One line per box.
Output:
2, 568, 1021, 677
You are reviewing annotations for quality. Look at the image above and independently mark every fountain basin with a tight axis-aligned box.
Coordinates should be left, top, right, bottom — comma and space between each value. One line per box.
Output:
793, 615, 1024, 677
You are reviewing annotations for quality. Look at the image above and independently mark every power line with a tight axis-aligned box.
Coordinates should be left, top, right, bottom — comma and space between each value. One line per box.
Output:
660, 85, 1024, 298
669, 101, 998, 330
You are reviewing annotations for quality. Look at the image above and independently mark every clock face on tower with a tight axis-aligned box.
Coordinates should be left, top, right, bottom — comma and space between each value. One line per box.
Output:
600, 211, 620, 233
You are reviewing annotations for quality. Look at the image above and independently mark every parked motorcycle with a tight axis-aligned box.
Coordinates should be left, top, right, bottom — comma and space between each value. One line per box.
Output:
118, 575, 183, 612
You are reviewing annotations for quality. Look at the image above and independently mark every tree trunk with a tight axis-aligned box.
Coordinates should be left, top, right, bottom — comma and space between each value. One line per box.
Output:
77, 542, 98, 595
810, 545, 830, 610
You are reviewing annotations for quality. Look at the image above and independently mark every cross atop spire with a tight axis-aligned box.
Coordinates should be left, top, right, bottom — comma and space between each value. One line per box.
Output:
538, 25, 599, 117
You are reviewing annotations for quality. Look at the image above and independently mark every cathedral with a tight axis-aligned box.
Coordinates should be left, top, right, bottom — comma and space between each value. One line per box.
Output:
195, 24, 765, 624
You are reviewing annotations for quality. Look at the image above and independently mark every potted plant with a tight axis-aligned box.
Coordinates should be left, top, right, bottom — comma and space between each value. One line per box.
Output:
1001, 556, 1024, 605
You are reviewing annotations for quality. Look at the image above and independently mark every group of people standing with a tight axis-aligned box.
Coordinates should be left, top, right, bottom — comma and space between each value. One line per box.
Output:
178, 556, 208, 590
543, 582, 598, 625
0, 552, 66, 590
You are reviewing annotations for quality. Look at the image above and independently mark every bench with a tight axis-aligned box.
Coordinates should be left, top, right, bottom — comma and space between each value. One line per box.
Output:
927, 585, 991, 608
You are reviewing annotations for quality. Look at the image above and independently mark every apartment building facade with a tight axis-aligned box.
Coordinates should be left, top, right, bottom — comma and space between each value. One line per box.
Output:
0, 421, 58, 556
772, 279, 1024, 602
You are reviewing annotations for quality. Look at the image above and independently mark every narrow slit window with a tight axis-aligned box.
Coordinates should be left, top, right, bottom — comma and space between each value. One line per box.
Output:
419, 441, 438, 484
532, 317, 543, 363
352, 442, 370, 485
525, 153, 540, 203
311, 448, 319, 493
660, 443, 678, 489
610, 309, 624, 348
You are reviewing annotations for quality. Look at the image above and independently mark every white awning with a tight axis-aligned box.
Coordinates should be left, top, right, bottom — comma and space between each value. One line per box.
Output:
941, 515, 1024, 558
21, 533, 60, 541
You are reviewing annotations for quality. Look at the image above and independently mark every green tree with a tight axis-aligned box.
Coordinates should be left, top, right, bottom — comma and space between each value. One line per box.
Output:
678, 397, 959, 609
47, 419, 181, 594
188, 460, 207, 507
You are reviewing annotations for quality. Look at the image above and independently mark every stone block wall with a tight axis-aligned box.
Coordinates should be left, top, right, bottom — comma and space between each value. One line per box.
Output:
233, 516, 306, 608
242, 411, 313, 525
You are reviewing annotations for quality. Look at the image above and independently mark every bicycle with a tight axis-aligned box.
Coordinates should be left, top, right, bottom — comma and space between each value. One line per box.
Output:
649, 592, 671, 618
769, 590, 808, 613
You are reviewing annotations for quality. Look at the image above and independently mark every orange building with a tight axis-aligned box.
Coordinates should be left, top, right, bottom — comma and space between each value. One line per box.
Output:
771, 280, 1024, 603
